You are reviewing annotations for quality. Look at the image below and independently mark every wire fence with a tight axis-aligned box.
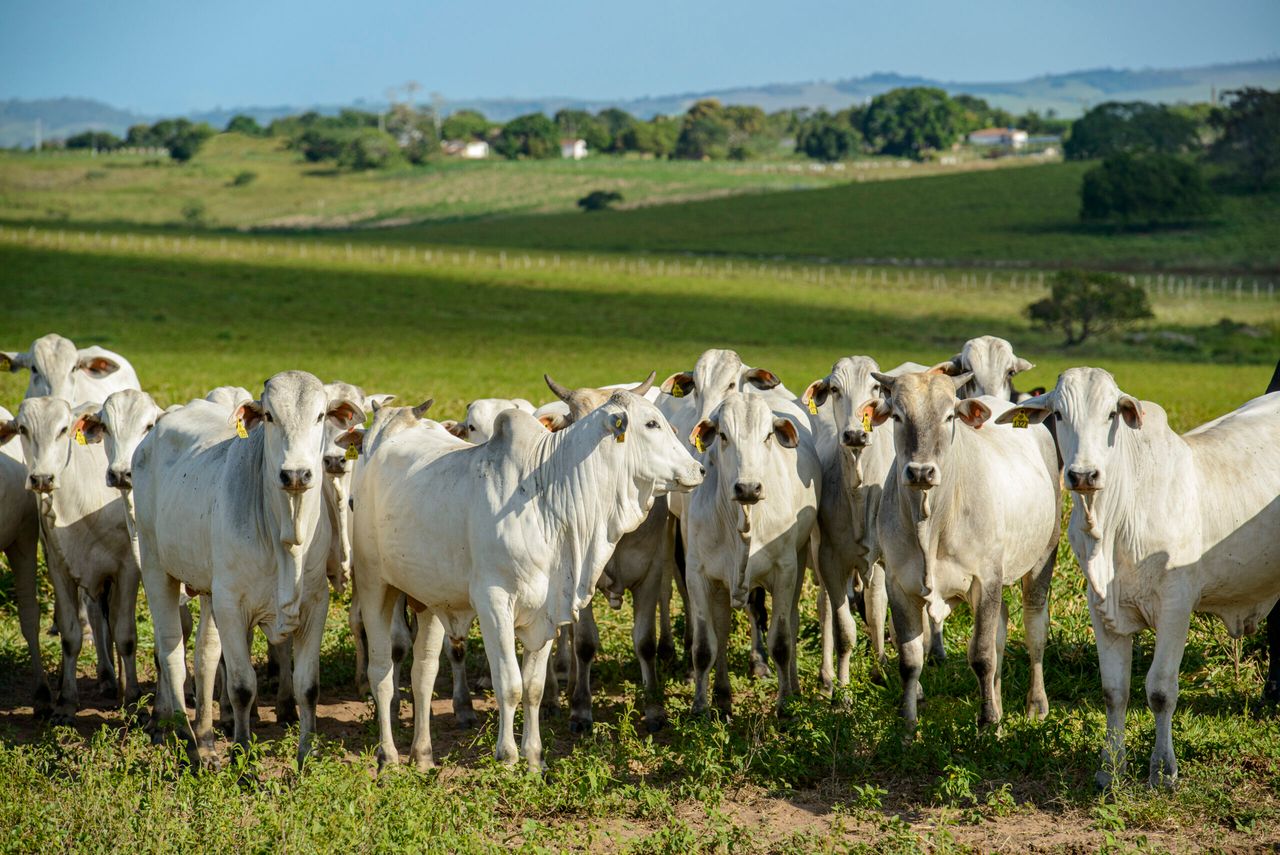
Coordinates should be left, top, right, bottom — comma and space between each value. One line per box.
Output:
4, 224, 1277, 301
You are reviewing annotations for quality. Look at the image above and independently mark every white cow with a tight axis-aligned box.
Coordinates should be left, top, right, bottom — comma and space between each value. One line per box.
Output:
132, 371, 364, 766
869, 369, 1058, 732
0, 407, 44, 715
937, 335, 1037, 403
685, 392, 821, 716
351, 392, 702, 771
997, 368, 1280, 788
802, 358, 926, 688
442, 398, 536, 443
2, 333, 140, 403
0, 397, 144, 720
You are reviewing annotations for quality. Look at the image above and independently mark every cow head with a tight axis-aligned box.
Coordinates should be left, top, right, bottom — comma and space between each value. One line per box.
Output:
318, 382, 394, 475
804, 356, 887, 453
690, 392, 797, 505
76, 389, 165, 491
661, 348, 781, 425
866, 370, 989, 492
0, 397, 100, 494
2, 334, 126, 402
603, 392, 703, 495
541, 372, 656, 431
995, 367, 1142, 494
933, 336, 1034, 403
236, 371, 365, 495
448, 398, 536, 443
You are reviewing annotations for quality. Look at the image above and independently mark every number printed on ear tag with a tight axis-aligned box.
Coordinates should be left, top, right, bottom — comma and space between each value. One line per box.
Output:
345, 444, 359, 461
1011, 412, 1030, 429
235, 418, 249, 439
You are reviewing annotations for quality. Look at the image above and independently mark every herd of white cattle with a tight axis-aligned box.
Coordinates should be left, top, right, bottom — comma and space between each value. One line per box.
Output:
1, 332, 1278, 791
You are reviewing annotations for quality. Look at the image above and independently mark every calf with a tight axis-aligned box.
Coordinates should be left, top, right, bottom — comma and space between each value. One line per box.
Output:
870, 370, 1059, 732
999, 368, 1280, 788
685, 393, 820, 716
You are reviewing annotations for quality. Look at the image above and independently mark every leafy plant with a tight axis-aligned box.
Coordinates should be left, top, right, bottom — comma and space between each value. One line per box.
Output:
578, 190, 623, 211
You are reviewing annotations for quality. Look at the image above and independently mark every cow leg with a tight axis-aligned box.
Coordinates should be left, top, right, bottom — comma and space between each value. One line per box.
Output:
673, 520, 693, 668
864, 561, 890, 684
88, 587, 118, 699
569, 604, 598, 735
148, 573, 198, 762
816, 537, 856, 693
888, 578, 925, 731
388, 599, 413, 724
816, 578, 833, 694
1266, 601, 1280, 704
1146, 604, 1191, 789
192, 595, 222, 758
269, 639, 297, 725
408, 612, 445, 771
359, 578, 402, 770
631, 564, 667, 732
476, 598, 522, 765
968, 579, 1004, 729
5, 535, 51, 716
447, 633, 476, 728
46, 559, 83, 724
1021, 556, 1053, 720
1089, 603, 1133, 790
180, 601, 195, 707
540, 625, 570, 718
747, 587, 772, 679
656, 519, 677, 665
519, 633, 555, 773
292, 593, 328, 768
927, 615, 947, 664
687, 565, 716, 717
109, 566, 142, 708
349, 595, 369, 697
769, 563, 800, 715
711, 585, 734, 718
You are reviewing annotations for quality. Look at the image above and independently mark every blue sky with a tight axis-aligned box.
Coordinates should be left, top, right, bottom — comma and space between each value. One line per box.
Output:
2, 0, 1277, 113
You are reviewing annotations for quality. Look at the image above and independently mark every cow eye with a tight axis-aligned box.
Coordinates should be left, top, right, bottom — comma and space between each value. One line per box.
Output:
1107, 411, 1116, 422
719, 432, 729, 445
263, 412, 274, 423
946, 414, 955, 422
30, 368, 39, 377
645, 419, 658, 429
144, 423, 154, 432
467, 424, 475, 432
58, 427, 68, 437
316, 413, 324, 423
17, 425, 27, 436
830, 387, 841, 398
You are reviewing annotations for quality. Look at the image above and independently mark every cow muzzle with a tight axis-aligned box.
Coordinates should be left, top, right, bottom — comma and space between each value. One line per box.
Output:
27, 473, 55, 493
903, 462, 938, 489
322, 455, 348, 476
732, 481, 764, 504
841, 429, 870, 449
279, 468, 314, 493
1066, 466, 1103, 493
106, 469, 132, 490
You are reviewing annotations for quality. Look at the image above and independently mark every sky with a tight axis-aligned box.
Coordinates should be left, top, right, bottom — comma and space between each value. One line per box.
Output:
2, 0, 1277, 114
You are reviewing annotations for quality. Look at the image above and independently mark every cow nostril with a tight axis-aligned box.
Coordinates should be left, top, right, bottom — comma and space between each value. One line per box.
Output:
698, 465, 706, 476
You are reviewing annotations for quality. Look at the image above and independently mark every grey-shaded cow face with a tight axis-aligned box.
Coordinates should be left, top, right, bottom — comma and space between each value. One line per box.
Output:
78, 389, 165, 491
996, 367, 1142, 493
608, 392, 704, 495
866, 371, 990, 490
235, 371, 365, 494
0, 397, 96, 493
2, 334, 125, 402
540, 372, 656, 431
661, 349, 781, 425
936, 336, 1033, 402
320, 382, 393, 475
690, 393, 798, 504
804, 356, 886, 451
448, 398, 533, 444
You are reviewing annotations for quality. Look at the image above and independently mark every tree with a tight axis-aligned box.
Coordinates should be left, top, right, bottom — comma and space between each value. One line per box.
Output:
554, 109, 610, 153
338, 128, 402, 170
1209, 87, 1280, 191
1026, 270, 1153, 346
495, 113, 558, 159
385, 103, 438, 164
1063, 101, 1201, 160
675, 99, 731, 159
795, 111, 861, 161
65, 130, 122, 151
225, 114, 264, 136
597, 108, 637, 152
440, 109, 492, 141
860, 87, 965, 159
619, 116, 678, 157
1080, 152, 1216, 225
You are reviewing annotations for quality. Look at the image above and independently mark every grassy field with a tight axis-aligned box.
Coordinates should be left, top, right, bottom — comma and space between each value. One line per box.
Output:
0, 230, 1279, 852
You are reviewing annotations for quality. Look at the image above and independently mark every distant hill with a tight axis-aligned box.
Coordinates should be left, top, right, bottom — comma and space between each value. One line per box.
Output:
4, 58, 1277, 147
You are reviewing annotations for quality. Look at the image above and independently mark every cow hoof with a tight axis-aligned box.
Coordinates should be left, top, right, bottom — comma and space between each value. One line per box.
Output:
98, 677, 119, 701
32, 685, 53, 718
568, 717, 592, 736
657, 641, 676, 665
454, 708, 478, 730
49, 708, 76, 727
869, 669, 888, 687
927, 648, 947, 666
410, 751, 435, 772
276, 703, 298, 725
749, 659, 773, 680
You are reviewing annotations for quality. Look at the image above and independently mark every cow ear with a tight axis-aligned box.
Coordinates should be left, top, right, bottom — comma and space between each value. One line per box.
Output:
661, 372, 694, 398
327, 399, 366, 429
744, 367, 780, 390
411, 399, 434, 420
439, 419, 463, 437
1012, 357, 1035, 375
689, 419, 718, 453
929, 358, 965, 377
334, 427, 365, 452
993, 393, 1052, 426
858, 398, 891, 428
539, 413, 570, 432
0, 420, 19, 445
954, 398, 992, 429
772, 417, 799, 448
77, 351, 121, 379
1118, 395, 1143, 429
1, 352, 28, 373
365, 394, 396, 413
73, 411, 107, 444
606, 411, 628, 441
802, 379, 830, 410
234, 400, 264, 431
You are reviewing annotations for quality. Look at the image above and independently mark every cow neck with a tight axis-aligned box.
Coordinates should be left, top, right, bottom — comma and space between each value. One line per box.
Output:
901, 422, 970, 625
39, 437, 115, 534
524, 409, 649, 626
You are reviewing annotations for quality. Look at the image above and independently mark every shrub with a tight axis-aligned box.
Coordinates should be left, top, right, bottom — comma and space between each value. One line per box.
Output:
1080, 152, 1217, 225
495, 113, 559, 159
230, 170, 257, 187
337, 129, 401, 170
181, 200, 207, 226
1026, 269, 1153, 346
578, 190, 623, 211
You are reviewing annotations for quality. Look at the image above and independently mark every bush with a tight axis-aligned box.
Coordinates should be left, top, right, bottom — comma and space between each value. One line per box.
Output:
225, 115, 264, 136
1080, 152, 1216, 225
337, 129, 401, 170
795, 113, 861, 161
495, 113, 559, 159
1026, 269, 1153, 346
65, 131, 122, 151
229, 170, 257, 187
577, 190, 622, 211
181, 200, 207, 226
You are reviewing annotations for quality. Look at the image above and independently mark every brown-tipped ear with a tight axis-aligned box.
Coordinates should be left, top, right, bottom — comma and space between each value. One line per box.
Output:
77, 352, 122, 378
1118, 395, 1143, 429
954, 398, 992, 429
772, 417, 799, 448
74, 412, 107, 444
440, 419, 466, 438
629, 370, 657, 397
930, 357, 965, 377
233, 400, 264, 431
858, 399, 891, 428
365, 394, 396, 413
744, 367, 780, 390
689, 419, 718, 453
992, 396, 1052, 427
539, 413, 570, 432
661, 371, 694, 399
802, 379, 830, 410
334, 427, 365, 451
327, 399, 366, 429
0, 420, 16, 445
411, 399, 434, 419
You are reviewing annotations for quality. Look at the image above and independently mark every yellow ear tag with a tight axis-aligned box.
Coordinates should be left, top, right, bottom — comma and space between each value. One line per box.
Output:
1011, 412, 1030, 429
671, 385, 685, 398
235, 418, 249, 439
862, 412, 873, 432
74, 428, 87, 446
693, 434, 705, 454
344, 444, 359, 461
612, 415, 625, 443
807, 397, 818, 415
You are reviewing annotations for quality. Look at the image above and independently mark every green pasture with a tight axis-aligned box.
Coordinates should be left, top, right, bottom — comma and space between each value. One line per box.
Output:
0, 232, 1279, 851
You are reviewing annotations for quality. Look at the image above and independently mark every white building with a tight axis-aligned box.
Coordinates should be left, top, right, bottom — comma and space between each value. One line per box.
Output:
560, 138, 588, 160
442, 139, 490, 159
967, 127, 1028, 149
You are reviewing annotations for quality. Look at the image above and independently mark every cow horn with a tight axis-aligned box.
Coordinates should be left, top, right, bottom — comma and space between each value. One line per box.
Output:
628, 370, 657, 397
544, 374, 574, 404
